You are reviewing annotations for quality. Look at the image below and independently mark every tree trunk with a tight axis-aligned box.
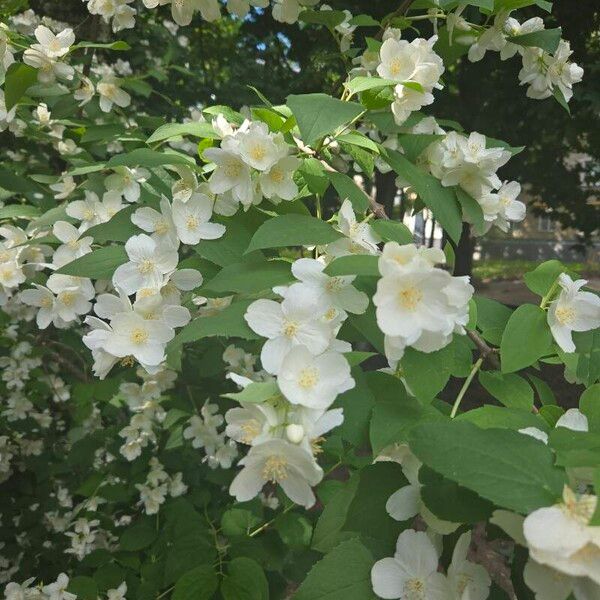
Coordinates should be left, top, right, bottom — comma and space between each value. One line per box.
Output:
454, 223, 474, 277
375, 171, 397, 218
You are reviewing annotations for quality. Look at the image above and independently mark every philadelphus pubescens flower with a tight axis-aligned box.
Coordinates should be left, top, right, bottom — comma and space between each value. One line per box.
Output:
373, 242, 473, 364
325, 199, 381, 257
523, 486, 600, 584
425, 131, 525, 232
97, 76, 132, 113
23, 25, 75, 83
547, 274, 600, 354
85, 0, 137, 33
204, 118, 299, 209
376, 34, 445, 125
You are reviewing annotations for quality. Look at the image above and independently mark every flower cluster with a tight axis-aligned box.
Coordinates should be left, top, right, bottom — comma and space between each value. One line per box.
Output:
426, 131, 526, 232
136, 457, 187, 514
374, 242, 473, 365
205, 118, 300, 210
227, 255, 368, 507
375, 31, 445, 125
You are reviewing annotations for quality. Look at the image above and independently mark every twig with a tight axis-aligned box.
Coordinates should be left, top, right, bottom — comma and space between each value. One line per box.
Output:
466, 330, 501, 370
450, 357, 483, 418
469, 523, 517, 599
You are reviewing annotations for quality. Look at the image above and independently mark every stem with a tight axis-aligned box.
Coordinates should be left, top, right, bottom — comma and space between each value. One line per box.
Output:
249, 503, 295, 538
450, 357, 483, 418
540, 276, 561, 310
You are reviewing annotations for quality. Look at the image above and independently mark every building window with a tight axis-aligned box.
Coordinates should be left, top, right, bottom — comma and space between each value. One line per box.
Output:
537, 215, 555, 232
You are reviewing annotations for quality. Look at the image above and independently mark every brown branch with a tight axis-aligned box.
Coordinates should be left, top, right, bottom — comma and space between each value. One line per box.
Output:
469, 523, 517, 599
466, 330, 501, 370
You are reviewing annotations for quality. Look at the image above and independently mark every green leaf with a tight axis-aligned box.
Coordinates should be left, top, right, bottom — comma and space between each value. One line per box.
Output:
324, 255, 379, 277
370, 220, 413, 245
528, 374, 556, 406
398, 134, 443, 162
171, 299, 259, 348
119, 522, 157, 551
548, 429, 600, 469
295, 539, 377, 600
500, 305, 553, 372
509, 27, 562, 54
400, 346, 453, 402
580, 384, 600, 433
456, 406, 547, 430
313, 476, 360, 553
326, 171, 370, 213
344, 462, 406, 553
348, 14, 380, 26
4, 63, 38, 110
455, 188, 485, 235
382, 149, 463, 243
246, 214, 342, 252
336, 131, 380, 153
553, 86, 571, 114
287, 93, 364, 147
479, 371, 534, 410
368, 371, 444, 454
85, 205, 137, 243
0, 204, 41, 220
275, 512, 313, 549
523, 260, 568, 296
221, 558, 269, 600
204, 259, 292, 294
106, 149, 195, 168
300, 158, 330, 196
173, 566, 218, 600
410, 420, 566, 513
222, 381, 281, 404
73, 40, 130, 51
345, 76, 399, 95
56, 246, 127, 279
299, 8, 346, 28
146, 122, 217, 145
67, 577, 98, 600
221, 509, 260, 537
419, 467, 494, 523
0, 168, 41, 193
474, 296, 512, 346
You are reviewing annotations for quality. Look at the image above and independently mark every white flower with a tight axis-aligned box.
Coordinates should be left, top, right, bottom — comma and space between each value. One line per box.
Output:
97, 77, 131, 112
20, 284, 57, 329
52, 221, 93, 267
478, 180, 526, 232
46, 274, 95, 323
236, 121, 282, 171
523, 486, 600, 584
325, 199, 381, 257
131, 196, 178, 246
113, 234, 179, 295
105, 166, 149, 203
30, 25, 74, 58
501, 16, 544, 60
524, 559, 600, 600
102, 311, 174, 367
74, 75, 95, 106
547, 274, 600, 353
259, 155, 300, 201
42, 573, 76, 600
171, 193, 225, 244
204, 146, 253, 206
66, 191, 105, 230
447, 532, 491, 600
289, 258, 369, 314
374, 243, 473, 360
371, 529, 450, 599
229, 438, 323, 508
106, 582, 127, 600
49, 174, 77, 200
277, 346, 354, 410
245, 288, 332, 374
225, 402, 281, 446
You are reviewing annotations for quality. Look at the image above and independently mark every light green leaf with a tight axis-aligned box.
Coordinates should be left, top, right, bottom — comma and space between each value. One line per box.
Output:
246, 214, 342, 252
345, 76, 399, 95
382, 149, 463, 243
324, 255, 379, 277
410, 420, 566, 513
0, 204, 41, 220
509, 27, 562, 54
326, 171, 370, 213
479, 371, 534, 410
203, 259, 292, 294
336, 131, 380, 153
72, 40, 130, 51
295, 539, 376, 600
456, 406, 547, 430
287, 93, 364, 147
400, 345, 453, 402
85, 205, 137, 243
370, 219, 413, 245
222, 381, 281, 404
56, 246, 127, 279
4, 63, 38, 110
106, 149, 195, 168
523, 260, 569, 297
500, 304, 553, 372
146, 122, 217, 145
